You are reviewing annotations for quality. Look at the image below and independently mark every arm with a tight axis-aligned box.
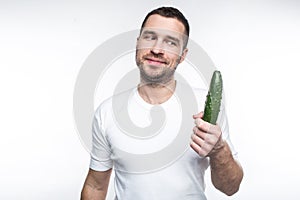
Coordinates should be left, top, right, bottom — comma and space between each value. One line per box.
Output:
209, 140, 243, 196
81, 168, 112, 200
190, 112, 243, 196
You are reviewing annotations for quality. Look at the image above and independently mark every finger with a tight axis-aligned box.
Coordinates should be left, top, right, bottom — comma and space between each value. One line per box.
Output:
193, 126, 206, 140
193, 111, 204, 119
193, 127, 219, 148
195, 118, 222, 136
191, 131, 205, 147
190, 141, 208, 157
192, 128, 213, 152
206, 124, 222, 137
203, 133, 219, 146
194, 118, 212, 133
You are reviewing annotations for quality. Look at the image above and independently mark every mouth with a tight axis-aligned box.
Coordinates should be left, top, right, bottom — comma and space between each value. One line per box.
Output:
144, 57, 168, 66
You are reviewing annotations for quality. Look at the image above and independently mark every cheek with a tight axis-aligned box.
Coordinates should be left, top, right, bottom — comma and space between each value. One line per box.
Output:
176, 56, 182, 63
169, 55, 182, 65
136, 42, 150, 52
135, 50, 146, 64
135, 49, 142, 59
136, 48, 148, 57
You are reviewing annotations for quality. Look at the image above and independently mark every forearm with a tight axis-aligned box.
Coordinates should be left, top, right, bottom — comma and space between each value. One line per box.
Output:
81, 183, 108, 200
209, 140, 243, 196
81, 168, 112, 200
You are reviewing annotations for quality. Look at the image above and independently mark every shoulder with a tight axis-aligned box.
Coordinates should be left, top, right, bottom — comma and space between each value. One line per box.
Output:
94, 87, 136, 116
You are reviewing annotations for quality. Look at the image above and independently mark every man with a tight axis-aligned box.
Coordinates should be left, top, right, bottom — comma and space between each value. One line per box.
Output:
81, 6, 243, 200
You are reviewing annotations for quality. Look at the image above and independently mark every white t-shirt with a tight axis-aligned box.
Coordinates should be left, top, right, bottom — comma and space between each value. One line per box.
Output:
90, 81, 237, 200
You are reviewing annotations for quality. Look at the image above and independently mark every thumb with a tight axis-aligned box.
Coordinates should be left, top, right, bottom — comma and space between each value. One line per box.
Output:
193, 111, 204, 119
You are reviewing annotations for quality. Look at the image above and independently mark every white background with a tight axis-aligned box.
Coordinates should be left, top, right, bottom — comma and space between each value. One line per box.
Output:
1, 0, 300, 199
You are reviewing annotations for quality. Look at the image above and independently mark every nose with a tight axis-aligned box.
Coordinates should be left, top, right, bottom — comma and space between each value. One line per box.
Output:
151, 40, 165, 55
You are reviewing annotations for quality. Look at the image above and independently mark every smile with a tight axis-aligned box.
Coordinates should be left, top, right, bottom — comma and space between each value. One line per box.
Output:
145, 58, 167, 65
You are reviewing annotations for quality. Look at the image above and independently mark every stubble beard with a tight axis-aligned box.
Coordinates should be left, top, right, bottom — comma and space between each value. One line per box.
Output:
136, 53, 181, 86
138, 64, 176, 86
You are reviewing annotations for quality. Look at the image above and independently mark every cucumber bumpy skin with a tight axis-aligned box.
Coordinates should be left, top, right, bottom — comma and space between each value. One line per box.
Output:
202, 70, 223, 125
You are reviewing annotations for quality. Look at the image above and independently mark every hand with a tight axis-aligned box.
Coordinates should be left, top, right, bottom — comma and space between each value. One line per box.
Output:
190, 112, 224, 157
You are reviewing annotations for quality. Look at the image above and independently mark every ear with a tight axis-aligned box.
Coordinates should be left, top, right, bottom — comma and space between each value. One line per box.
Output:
179, 48, 188, 64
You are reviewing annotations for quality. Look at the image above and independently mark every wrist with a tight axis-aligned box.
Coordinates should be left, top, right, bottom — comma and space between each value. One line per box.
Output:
208, 139, 226, 158
208, 141, 233, 168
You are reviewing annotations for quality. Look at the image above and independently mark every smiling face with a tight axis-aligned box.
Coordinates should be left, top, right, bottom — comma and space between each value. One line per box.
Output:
136, 14, 188, 84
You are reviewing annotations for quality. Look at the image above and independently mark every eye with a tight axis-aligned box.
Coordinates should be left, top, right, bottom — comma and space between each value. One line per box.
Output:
143, 34, 157, 41
166, 40, 178, 47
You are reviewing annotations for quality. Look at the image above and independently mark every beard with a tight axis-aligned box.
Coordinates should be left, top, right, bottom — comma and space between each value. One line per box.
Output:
138, 64, 176, 84
136, 52, 180, 85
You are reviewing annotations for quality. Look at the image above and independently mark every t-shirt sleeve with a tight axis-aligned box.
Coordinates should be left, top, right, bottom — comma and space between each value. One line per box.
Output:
217, 104, 238, 159
89, 106, 113, 171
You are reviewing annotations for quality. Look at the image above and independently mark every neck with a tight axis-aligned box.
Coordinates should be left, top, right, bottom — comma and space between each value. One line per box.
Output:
138, 79, 176, 104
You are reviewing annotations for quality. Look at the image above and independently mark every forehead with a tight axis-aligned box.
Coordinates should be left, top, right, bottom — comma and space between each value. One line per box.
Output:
143, 14, 186, 36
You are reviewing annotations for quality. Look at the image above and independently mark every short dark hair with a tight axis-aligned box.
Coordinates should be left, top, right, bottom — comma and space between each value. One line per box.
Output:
140, 7, 190, 48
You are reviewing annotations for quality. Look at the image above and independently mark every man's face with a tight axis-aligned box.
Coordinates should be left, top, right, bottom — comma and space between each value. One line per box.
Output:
136, 14, 188, 84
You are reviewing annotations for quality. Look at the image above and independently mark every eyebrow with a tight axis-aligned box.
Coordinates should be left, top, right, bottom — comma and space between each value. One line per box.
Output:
141, 30, 156, 35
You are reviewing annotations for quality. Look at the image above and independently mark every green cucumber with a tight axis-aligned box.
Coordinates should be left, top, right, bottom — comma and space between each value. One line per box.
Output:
203, 70, 223, 125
